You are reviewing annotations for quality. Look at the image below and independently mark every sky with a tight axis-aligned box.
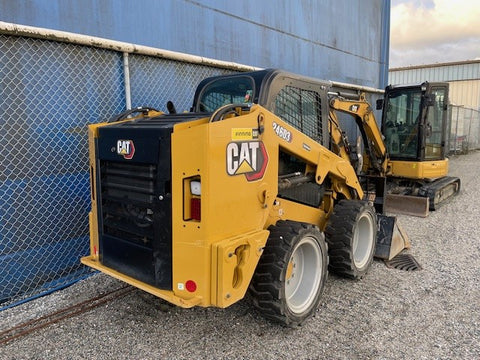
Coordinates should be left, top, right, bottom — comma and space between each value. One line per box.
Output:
389, 0, 480, 68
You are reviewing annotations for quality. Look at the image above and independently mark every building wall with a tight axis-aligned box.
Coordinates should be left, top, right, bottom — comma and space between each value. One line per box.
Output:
0, 0, 390, 88
389, 61, 480, 84
447, 80, 480, 109
389, 60, 480, 110
389, 61, 480, 154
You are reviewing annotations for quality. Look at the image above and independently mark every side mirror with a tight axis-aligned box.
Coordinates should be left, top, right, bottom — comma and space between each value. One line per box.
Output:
376, 99, 384, 110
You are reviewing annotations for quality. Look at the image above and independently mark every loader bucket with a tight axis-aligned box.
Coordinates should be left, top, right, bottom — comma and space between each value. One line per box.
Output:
375, 215, 410, 260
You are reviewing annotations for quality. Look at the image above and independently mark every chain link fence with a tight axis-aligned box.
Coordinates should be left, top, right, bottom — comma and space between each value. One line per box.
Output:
447, 105, 480, 154
0, 33, 235, 309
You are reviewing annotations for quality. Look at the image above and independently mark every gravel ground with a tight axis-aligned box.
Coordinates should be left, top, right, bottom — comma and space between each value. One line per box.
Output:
1, 152, 479, 360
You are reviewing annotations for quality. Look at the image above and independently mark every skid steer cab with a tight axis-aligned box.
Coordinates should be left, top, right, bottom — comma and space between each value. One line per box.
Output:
82, 69, 406, 326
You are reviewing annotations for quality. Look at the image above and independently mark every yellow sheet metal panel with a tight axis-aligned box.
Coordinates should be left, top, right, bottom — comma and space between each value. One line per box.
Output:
170, 108, 275, 307
266, 198, 327, 230
389, 159, 449, 179
171, 120, 211, 305
205, 111, 277, 239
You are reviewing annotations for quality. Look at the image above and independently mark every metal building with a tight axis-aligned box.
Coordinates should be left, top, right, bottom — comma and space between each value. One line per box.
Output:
389, 60, 480, 110
0, 0, 390, 88
389, 60, 480, 153
0, 0, 390, 309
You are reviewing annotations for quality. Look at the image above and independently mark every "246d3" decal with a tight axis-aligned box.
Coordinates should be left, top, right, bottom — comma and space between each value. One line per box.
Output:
272, 121, 292, 142
226, 141, 268, 181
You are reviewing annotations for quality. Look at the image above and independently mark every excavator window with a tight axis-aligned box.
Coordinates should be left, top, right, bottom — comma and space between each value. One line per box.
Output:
424, 88, 446, 160
383, 89, 422, 159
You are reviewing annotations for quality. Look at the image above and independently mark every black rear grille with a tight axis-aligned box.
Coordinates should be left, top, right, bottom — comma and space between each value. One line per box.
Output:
100, 161, 157, 246
95, 124, 174, 290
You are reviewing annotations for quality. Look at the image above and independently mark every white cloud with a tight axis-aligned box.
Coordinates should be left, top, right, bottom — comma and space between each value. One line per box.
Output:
390, 0, 480, 67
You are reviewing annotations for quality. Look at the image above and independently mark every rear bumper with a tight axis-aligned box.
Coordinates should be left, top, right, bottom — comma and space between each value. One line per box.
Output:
81, 227, 269, 308
80, 255, 202, 308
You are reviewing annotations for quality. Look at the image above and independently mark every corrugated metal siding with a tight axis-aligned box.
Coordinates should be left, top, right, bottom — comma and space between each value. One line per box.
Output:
449, 80, 480, 110
0, 0, 389, 88
389, 61, 480, 110
389, 61, 480, 84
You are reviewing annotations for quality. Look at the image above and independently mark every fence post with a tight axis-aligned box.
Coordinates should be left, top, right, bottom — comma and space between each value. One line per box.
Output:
477, 110, 480, 150
466, 109, 473, 153
123, 52, 132, 110
454, 106, 460, 155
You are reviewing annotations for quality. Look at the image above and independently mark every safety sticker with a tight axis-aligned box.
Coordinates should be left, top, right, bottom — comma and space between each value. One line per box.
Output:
226, 141, 268, 181
272, 121, 292, 142
232, 128, 258, 141
117, 139, 135, 159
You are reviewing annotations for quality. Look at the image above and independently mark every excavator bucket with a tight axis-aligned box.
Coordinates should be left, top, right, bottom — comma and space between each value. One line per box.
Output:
375, 215, 411, 260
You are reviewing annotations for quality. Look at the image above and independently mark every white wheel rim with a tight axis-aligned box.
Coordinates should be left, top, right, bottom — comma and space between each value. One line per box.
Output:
352, 212, 374, 269
285, 236, 323, 314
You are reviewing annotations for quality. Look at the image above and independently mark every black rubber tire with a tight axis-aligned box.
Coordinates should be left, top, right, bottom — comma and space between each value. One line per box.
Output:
249, 220, 328, 327
325, 200, 377, 279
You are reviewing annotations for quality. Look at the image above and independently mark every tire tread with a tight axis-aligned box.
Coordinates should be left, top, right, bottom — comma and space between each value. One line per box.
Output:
249, 220, 328, 327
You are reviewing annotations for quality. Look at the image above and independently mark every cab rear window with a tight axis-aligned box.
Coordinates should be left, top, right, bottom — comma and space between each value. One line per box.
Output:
197, 76, 255, 112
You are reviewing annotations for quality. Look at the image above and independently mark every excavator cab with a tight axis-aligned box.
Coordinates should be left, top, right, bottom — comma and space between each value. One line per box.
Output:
379, 82, 449, 168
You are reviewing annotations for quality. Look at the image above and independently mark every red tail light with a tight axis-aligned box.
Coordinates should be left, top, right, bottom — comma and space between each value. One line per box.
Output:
185, 280, 197, 292
191, 198, 201, 221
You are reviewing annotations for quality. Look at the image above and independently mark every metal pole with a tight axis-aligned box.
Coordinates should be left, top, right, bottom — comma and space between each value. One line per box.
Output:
123, 52, 132, 110
476, 110, 480, 150
454, 106, 460, 155
467, 109, 473, 153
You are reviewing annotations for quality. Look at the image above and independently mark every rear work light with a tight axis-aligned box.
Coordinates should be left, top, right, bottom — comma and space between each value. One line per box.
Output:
190, 180, 201, 196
